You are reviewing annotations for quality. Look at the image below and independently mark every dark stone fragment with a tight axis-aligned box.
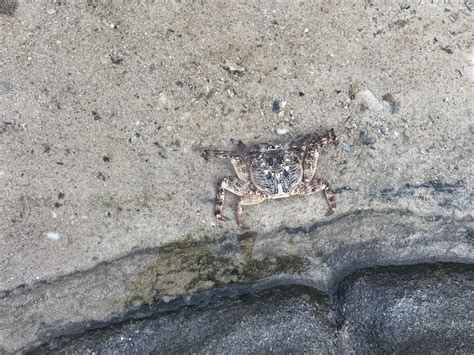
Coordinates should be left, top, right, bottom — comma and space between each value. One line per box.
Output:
440, 46, 453, 54
337, 263, 474, 354
272, 100, 282, 112
91, 111, 102, 120
362, 137, 376, 145
110, 56, 123, 64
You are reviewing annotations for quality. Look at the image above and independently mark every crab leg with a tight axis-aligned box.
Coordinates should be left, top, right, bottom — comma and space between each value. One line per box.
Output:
203, 150, 251, 182
202, 149, 240, 160
214, 177, 251, 221
303, 178, 336, 215
302, 129, 338, 182
236, 193, 267, 229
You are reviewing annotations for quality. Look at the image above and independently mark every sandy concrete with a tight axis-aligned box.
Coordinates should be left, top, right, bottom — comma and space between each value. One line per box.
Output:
1, 0, 472, 291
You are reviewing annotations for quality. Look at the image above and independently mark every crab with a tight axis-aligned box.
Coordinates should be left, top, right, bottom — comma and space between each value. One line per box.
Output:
202, 129, 339, 229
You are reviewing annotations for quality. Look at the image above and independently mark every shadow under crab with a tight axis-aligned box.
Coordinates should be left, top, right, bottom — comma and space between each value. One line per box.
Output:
203, 129, 339, 229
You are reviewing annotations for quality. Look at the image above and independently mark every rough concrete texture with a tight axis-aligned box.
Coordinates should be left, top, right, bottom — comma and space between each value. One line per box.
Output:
0, 0, 473, 353
26, 264, 474, 354
1, 209, 472, 352
31, 285, 338, 354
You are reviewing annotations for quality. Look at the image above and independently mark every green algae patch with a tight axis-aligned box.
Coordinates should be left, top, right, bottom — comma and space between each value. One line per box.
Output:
130, 232, 304, 305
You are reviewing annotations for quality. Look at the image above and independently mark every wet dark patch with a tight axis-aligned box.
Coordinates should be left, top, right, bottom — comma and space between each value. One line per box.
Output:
0, 0, 18, 16
405, 179, 464, 193
129, 232, 304, 305
440, 46, 453, 54
0, 81, 14, 93
110, 55, 123, 65
91, 111, 102, 120
392, 18, 409, 28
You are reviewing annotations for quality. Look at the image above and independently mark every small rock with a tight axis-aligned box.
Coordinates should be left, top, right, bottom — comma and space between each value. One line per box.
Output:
46, 7, 57, 15
276, 127, 289, 135
272, 100, 286, 113
382, 93, 400, 114
222, 63, 245, 75
357, 90, 384, 111
362, 137, 376, 145
47, 232, 60, 241
341, 143, 352, 152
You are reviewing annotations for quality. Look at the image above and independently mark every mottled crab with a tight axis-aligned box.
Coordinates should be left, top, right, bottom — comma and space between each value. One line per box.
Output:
202, 129, 339, 229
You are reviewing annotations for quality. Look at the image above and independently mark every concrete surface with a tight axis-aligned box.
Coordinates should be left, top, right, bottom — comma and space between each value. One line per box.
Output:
0, 0, 473, 353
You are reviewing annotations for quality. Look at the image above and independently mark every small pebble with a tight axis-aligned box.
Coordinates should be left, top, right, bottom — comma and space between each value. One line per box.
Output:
362, 137, 376, 145
276, 127, 289, 135
341, 143, 352, 152
357, 89, 384, 111
47, 232, 60, 241
46, 7, 57, 15
272, 100, 286, 113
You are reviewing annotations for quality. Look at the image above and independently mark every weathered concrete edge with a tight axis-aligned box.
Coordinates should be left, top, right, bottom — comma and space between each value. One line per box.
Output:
1, 208, 473, 353
23, 262, 474, 354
